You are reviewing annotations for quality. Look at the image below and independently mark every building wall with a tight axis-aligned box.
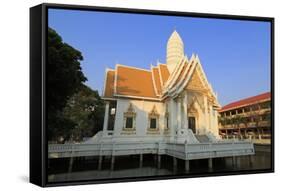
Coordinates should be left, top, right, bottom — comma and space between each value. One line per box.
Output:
110, 92, 220, 142
218, 99, 271, 141
113, 98, 166, 137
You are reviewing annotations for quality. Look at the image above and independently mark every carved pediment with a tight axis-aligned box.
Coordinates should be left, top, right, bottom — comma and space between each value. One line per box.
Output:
149, 105, 159, 118
187, 102, 199, 117
187, 95, 205, 112
124, 103, 136, 117
186, 66, 207, 92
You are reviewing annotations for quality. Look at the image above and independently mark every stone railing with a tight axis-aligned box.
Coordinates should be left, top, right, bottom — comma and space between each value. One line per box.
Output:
49, 140, 254, 160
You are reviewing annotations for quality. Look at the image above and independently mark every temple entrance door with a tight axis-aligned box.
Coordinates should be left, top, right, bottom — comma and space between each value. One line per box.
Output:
188, 117, 196, 134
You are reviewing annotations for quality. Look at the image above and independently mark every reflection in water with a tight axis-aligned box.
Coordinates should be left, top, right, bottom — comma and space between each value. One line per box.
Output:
49, 167, 174, 182
48, 146, 271, 183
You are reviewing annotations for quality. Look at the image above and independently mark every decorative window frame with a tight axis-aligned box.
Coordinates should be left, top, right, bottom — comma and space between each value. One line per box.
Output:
147, 105, 160, 134
187, 104, 199, 134
122, 103, 136, 135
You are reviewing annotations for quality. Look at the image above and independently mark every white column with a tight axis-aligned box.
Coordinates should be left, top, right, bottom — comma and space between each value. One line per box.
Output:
214, 110, 219, 137
177, 98, 182, 130
103, 101, 110, 136
209, 104, 213, 132
183, 93, 188, 129
203, 96, 208, 134
170, 99, 175, 138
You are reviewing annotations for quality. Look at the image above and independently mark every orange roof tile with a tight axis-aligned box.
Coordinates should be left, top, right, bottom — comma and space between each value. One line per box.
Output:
152, 67, 162, 95
103, 62, 198, 100
159, 64, 170, 85
104, 70, 115, 98
115, 65, 158, 98
220, 92, 271, 112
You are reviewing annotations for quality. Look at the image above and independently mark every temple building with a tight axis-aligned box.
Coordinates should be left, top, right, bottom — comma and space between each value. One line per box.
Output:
101, 30, 221, 143
48, 31, 255, 171
218, 92, 271, 144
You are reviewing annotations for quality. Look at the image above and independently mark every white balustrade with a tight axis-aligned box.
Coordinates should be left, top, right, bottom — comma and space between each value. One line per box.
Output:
49, 140, 254, 160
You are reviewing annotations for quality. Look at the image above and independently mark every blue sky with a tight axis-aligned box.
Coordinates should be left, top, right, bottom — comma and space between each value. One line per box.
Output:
48, 8, 271, 106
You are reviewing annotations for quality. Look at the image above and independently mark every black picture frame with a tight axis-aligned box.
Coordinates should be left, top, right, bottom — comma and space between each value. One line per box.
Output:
30, 3, 274, 187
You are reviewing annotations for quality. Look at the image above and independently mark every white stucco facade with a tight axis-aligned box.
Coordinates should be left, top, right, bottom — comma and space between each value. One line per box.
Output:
100, 93, 220, 143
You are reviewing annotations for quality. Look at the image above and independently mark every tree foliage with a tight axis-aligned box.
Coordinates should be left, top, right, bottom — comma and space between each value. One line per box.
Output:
47, 28, 87, 113
47, 28, 105, 142
47, 27, 90, 142
63, 85, 105, 142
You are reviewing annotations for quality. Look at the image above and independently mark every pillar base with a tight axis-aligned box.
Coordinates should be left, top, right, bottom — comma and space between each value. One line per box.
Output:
208, 158, 213, 171
185, 160, 190, 172
98, 156, 103, 170
111, 156, 115, 170
139, 154, 143, 168
157, 155, 161, 169
173, 157, 177, 171
232, 156, 236, 168
68, 157, 74, 173
249, 155, 254, 167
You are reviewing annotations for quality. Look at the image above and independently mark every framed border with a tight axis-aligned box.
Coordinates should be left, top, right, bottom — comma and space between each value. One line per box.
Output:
30, 3, 274, 187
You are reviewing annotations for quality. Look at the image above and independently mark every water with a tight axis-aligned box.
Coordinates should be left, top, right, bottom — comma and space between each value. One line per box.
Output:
48, 145, 272, 183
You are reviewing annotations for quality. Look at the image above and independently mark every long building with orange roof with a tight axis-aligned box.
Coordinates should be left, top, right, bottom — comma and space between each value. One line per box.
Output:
219, 92, 271, 144
99, 30, 222, 143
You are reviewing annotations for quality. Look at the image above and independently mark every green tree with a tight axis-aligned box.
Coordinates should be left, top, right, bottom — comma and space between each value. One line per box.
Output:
47, 27, 87, 141
63, 85, 105, 142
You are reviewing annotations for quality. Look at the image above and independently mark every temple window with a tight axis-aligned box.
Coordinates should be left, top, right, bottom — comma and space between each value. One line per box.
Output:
150, 118, 157, 129
122, 103, 136, 133
125, 117, 133, 129
147, 105, 160, 133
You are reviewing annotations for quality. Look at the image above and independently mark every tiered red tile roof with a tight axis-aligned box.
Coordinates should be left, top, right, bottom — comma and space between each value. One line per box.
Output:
159, 64, 170, 85
103, 56, 210, 101
104, 64, 171, 99
220, 92, 271, 112
103, 59, 199, 100
116, 66, 157, 98
103, 51, 222, 104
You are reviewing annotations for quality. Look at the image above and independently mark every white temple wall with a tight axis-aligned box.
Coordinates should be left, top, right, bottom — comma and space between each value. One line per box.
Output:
113, 98, 166, 137
111, 95, 219, 141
